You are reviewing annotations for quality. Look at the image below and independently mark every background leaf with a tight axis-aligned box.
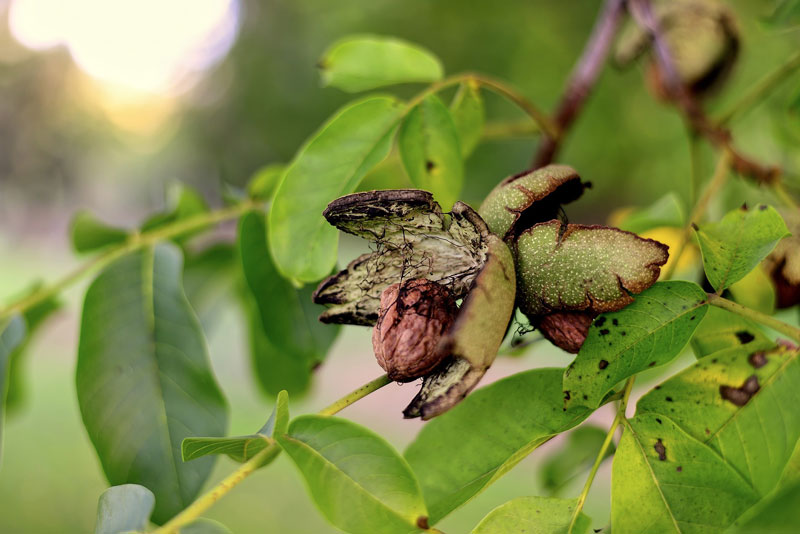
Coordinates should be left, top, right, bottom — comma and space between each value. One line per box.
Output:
690, 307, 774, 359
277, 415, 428, 534
140, 183, 210, 236
727, 266, 776, 315
239, 211, 338, 395
76, 244, 228, 524
471, 496, 591, 534
694, 204, 789, 292
71, 211, 129, 253
404, 368, 593, 524
612, 413, 759, 533
182, 390, 288, 466
564, 281, 708, 409
539, 425, 613, 495
617, 192, 685, 234
0, 315, 26, 462
247, 163, 285, 201
450, 80, 484, 157
728, 480, 800, 534
318, 35, 443, 92
268, 96, 403, 283
182, 245, 238, 332
398, 93, 464, 209
637, 345, 800, 495
94, 484, 155, 534
180, 518, 233, 534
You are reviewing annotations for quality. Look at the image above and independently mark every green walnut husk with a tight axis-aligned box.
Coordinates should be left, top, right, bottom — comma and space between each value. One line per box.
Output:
314, 189, 516, 419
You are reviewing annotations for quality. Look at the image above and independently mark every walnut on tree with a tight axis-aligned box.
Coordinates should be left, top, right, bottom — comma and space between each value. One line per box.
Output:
372, 278, 457, 382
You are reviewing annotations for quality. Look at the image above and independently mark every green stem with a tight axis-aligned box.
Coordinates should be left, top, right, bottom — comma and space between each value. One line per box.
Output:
707, 293, 800, 342
482, 118, 541, 140
718, 51, 800, 126
0, 199, 260, 322
663, 150, 732, 280
568, 377, 636, 533
153, 374, 393, 534
318, 374, 392, 416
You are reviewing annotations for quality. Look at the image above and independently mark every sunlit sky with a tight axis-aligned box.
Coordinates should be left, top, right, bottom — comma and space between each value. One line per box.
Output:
8, 0, 240, 95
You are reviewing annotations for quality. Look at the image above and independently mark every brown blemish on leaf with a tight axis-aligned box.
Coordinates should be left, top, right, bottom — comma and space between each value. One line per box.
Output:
599, 359, 609, 370
720, 375, 760, 406
416, 516, 429, 529
748, 351, 767, 369
425, 160, 436, 172
654, 439, 667, 461
676, 466, 683, 472
735, 330, 755, 344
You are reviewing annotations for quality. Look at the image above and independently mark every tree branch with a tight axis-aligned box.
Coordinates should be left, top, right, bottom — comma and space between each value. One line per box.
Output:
533, 0, 627, 168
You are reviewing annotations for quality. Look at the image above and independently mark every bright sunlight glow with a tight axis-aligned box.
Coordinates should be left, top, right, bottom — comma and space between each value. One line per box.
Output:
8, 0, 240, 94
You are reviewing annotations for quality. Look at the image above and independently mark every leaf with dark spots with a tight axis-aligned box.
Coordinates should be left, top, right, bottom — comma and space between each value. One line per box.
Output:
478, 164, 587, 240
515, 222, 668, 317
598, 360, 608, 370
637, 345, 800, 495
313, 190, 489, 326
735, 331, 755, 344
654, 439, 667, 461
691, 307, 773, 359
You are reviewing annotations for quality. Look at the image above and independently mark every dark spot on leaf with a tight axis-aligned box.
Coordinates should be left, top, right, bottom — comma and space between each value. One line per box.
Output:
676, 466, 682, 472
705, 428, 710, 435
735, 331, 755, 344
612, 318, 619, 326
720, 375, 760, 406
655, 385, 661, 390
599, 360, 609, 369
654, 439, 667, 461
691, 222, 699, 231
748, 351, 767, 368
740, 202, 748, 211
425, 160, 436, 172
595, 317, 606, 327
564, 391, 571, 401
583, 394, 588, 400
711, 358, 718, 363
417, 517, 429, 529
600, 329, 610, 336
759, 204, 767, 211
621, 331, 627, 336
649, 361, 656, 367
655, 418, 662, 424
665, 396, 673, 402
690, 315, 696, 321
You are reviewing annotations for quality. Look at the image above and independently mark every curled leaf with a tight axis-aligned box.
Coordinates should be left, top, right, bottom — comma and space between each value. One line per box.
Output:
515, 221, 669, 317
478, 164, 588, 240
313, 190, 489, 325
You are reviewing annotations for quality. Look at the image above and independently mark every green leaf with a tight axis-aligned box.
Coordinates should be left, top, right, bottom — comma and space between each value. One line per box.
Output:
515, 222, 669, 317
398, 94, 464, 209
182, 245, 237, 332
94, 484, 155, 534
728, 480, 800, 534
539, 425, 613, 495
691, 307, 774, 359
277, 415, 428, 534
76, 244, 228, 524
618, 192, 685, 234
564, 281, 708, 409
140, 184, 210, 237
694, 204, 790, 292
612, 413, 759, 534
247, 164, 285, 201
182, 390, 288, 467
71, 211, 129, 253
728, 266, 776, 315
450, 81, 484, 157
239, 211, 338, 394
268, 96, 404, 283
471, 496, 591, 534
0, 315, 26, 463
637, 346, 800, 496
404, 369, 593, 524
318, 35, 443, 93
180, 518, 232, 534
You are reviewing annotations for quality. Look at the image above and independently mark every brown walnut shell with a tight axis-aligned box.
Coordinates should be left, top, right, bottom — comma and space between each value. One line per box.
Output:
372, 278, 457, 382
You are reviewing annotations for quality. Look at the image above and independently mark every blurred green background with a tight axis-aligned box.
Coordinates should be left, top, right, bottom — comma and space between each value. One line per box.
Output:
0, 0, 798, 532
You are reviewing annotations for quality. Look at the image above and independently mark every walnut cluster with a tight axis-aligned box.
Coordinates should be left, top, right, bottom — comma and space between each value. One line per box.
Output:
371, 278, 457, 382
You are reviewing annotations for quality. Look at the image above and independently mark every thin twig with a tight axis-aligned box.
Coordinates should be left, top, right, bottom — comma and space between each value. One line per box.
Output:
533, 0, 627, 168
708, 293, 800, 342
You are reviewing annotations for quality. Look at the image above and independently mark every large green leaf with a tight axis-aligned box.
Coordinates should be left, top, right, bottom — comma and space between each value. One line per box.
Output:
398, 94, 463, 209
404, 369, 593, 524
182, 244, 237, 332
471, 496, 591, 534
450, 81, 484, 157
71, 211, 128, 253
694, 204, 789, 292
728, 480, 800, 534
268, 96, 404, 283
612, 413, 759, 534
247, 164, 285, 201
94, 484, 155, 534
277, 415, 427, 534
690, 307, 774, 359
76, 244, 228, 524
239, 211, 338, 395
318, 35, 443, 93
637, 345, 800, 495
539, 425, 613, 495
182, 390, 287, 467
0, 315, 25, 463
564, 282, 708, 409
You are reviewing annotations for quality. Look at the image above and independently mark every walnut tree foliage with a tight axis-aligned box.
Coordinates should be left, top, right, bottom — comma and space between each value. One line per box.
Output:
1, 1, 800, 533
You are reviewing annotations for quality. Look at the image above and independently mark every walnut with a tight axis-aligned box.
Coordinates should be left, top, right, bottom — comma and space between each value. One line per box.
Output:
372, 279, 457, 382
